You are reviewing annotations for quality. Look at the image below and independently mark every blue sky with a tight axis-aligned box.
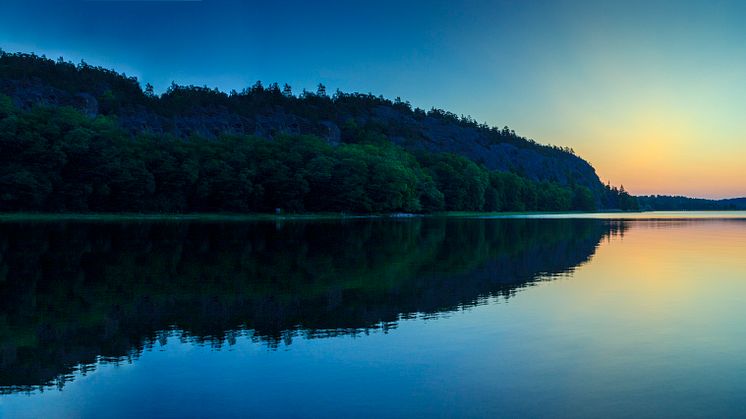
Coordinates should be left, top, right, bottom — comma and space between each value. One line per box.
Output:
2, 0, 745, 197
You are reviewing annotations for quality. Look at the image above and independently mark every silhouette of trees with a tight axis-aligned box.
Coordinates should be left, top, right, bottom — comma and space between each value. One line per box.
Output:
600, 183, 639, 211
0, 96, 606, 213
0, 51, 588, 158
636, 195, 739, 211
0, 51, 641, 214
0, 91, 612, 212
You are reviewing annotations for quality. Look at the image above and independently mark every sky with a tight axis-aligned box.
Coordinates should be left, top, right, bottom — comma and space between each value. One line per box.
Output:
1, 0, 745, 198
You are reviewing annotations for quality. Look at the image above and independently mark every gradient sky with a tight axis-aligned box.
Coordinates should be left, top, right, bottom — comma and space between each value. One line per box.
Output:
1, 0, 744, 198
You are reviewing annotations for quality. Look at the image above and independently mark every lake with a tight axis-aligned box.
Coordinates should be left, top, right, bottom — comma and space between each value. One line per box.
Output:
1, 213, 746, 418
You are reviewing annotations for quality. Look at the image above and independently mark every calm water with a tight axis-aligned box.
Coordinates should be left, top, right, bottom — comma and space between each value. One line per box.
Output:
1, 213, 746, 418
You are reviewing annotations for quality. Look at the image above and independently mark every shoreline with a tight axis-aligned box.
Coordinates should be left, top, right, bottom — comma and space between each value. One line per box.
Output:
1, 210, 745, 222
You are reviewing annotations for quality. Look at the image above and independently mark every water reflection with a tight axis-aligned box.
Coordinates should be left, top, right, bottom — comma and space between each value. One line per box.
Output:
0, 218, 624, 394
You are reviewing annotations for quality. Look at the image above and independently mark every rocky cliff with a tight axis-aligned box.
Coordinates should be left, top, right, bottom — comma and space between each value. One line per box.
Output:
0, 52, 605, 196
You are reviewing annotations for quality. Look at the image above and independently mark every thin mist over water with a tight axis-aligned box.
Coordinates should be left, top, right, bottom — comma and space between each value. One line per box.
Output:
1, 216, 746, 418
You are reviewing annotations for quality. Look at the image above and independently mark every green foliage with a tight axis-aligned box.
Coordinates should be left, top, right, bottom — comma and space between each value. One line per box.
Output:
422, 153, 488, 211
0, 94, 13, 117
0, 53, 146, 110
0, 51, 582, 158
415, 153, 595, 213
0, 95, 604, 213
572, 185, 597, 212
600, 183, 639, 211
636, 195, 741, 211
0, 52, 624, 213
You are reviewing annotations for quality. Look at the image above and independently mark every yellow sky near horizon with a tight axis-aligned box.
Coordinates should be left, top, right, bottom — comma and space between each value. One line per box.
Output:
514, 11, 746, 199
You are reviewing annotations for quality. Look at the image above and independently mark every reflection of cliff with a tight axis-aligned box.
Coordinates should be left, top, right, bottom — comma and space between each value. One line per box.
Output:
0, 218, 625, 393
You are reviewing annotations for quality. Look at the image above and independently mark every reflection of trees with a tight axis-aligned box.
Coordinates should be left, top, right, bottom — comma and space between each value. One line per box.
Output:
0, 218, 625, 393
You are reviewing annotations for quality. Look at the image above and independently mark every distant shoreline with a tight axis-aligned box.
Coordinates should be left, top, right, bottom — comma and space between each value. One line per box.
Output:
1, 210, 745, 222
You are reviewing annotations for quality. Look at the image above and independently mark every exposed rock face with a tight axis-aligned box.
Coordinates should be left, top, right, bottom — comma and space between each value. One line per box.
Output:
0, 76, 604, 193
115, 106, 254, 138
112, 105, 341, 145
366, 105, 601, 190
0, 78, 99, 117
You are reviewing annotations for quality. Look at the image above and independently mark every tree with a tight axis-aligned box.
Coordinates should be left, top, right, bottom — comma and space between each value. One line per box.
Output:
572, 185, 596, 211
0, 170, 51, 210
0, 52, 622, 215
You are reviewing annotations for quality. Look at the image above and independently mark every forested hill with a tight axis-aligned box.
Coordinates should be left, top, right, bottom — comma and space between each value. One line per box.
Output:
637, 195, 746, 211
0, 51, 637, 213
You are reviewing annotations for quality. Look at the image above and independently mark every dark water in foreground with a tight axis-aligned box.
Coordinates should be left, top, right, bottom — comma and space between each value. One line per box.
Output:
1, 214, 746, 418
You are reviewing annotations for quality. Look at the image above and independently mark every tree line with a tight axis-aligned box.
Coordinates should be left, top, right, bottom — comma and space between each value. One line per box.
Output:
637, 195, 744, 211
0, 96, 607, 213
0, 51, 581, 156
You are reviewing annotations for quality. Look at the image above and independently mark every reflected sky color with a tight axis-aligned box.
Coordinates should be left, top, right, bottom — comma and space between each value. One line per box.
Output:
1, 1, 745, 197
497, 211, 746, 219
2, 216, 746, 417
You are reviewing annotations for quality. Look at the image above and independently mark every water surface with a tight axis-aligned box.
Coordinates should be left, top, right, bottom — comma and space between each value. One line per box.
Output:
1, 213, 745, 417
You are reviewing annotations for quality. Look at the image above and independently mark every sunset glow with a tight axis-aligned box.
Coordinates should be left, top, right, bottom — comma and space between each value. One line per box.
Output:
1, 0, 745, 198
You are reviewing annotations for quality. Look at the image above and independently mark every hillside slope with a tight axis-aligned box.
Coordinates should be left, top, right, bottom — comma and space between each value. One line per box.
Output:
0, 53, 604, 190
0, 51, 637, 212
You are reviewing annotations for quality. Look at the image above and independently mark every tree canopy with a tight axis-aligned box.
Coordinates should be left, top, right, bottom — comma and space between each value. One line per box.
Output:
0, 96, 620, 213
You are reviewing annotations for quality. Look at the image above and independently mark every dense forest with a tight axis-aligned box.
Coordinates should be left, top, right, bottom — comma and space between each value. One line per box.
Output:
0, 51, 640, 213
637, 195, 746, 211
